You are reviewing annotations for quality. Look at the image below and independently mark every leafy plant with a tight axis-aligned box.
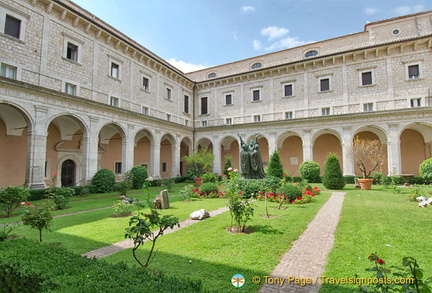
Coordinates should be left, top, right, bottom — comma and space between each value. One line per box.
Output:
0, 186, 29, 217
125, 209, 179, 268
202, 172, 217, 183
112, 200, 134, 217
91, 169, 116, 193
419, 158, 432, 181
299, 161, 321, 183
373, 171, 384, 185
266, 150, 284, 179
352, 136, 386, 178
223, 155, 233, 177
21, 203, 53, 242
129, 165, 148, 189
322, 153, 345, 189
114, 173, 133, 196
0, 223, 16, 242
198, 182, 219, 198
227, 195, 254, 232
179, 184, 197, 201
277, 182, 302, 202
183, 149, 214, 178
47, 187, 74, 209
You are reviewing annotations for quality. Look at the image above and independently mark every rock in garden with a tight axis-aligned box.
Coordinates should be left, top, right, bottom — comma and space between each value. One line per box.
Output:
153, 194, 162, 209
189, 209, 210, 220
160, 189, 170, 209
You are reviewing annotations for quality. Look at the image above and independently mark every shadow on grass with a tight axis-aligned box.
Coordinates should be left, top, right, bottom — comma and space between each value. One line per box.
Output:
249, 224, 283, 235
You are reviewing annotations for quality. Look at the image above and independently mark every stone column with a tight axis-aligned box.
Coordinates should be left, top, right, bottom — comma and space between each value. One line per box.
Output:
122, 124, 135, 174
151, 131, 161, 179
387, 123, 401, 175
267, 131, 277, 157
213, 141, 221, 175
172, 135, 181, 177
302, 129, 313, 161
342, 126, 355, 176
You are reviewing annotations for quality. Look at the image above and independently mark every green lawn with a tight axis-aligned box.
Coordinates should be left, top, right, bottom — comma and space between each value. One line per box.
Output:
320, 185, 432, 292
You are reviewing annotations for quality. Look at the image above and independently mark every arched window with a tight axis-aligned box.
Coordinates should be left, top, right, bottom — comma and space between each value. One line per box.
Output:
207, 72, 217, 78
251, 62, 262, 69
304, 50, 319, 58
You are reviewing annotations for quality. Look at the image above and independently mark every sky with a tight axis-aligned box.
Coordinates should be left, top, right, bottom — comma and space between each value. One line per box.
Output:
71, 0, 432, 73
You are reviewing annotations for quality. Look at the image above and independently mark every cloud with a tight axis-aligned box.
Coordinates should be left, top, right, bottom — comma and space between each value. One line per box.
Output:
241, 6, 255, 14
253, 40, 262, 50
167, 58, 208, 73
394, 5, 425, 16
364, 8, 377, 15
261, 26, 289, 41
264, 36, 308, 51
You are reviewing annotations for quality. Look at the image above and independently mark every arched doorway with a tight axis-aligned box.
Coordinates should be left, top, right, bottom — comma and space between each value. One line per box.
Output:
61, 159, 75, 187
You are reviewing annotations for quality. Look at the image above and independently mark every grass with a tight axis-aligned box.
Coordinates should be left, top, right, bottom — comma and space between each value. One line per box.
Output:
103, 192, 331, 292
320, 185, 432, 292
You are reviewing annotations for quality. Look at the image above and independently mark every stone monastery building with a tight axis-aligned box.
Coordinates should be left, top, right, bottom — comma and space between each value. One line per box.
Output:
1, 0, 432, 188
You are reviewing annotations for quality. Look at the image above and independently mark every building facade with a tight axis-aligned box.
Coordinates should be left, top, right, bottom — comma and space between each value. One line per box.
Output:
0, 0, 431, 188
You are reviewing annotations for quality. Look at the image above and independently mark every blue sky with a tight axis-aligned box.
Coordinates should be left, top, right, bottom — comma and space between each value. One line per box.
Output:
71, 0, 431, 72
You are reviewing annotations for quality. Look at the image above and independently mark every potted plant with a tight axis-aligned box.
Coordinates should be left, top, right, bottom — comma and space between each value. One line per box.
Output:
183, 149, 214, 186
352, 136, 386, 190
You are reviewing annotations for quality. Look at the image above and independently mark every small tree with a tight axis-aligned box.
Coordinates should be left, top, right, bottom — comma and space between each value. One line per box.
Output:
299, 161, 321, 183
322, 153, 345, 189
21, 203, 53, 242
266, 151, 284, 179
0, 186, 29, 217
223, 155, 233, 177
352, 136, 385, 178
125, 209, 179, 268
183, 149, 214, 178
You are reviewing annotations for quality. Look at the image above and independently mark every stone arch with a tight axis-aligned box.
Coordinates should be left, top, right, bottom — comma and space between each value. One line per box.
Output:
0, 103, 33, 186
98, 123, 127, 179
196, 137, 213, 152
312, 129, 342, 174
400, 122, 432, 175
160, 133, 175, 178
244, 133, 269, 167
133, 128, 154, 171
180, 136, 193, 176
352, 127, 388, 177
277, 131, 303, 176
220, 135, 239, 171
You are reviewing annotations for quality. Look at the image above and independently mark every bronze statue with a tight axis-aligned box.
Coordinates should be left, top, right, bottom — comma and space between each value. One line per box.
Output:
238, 134, 266, 179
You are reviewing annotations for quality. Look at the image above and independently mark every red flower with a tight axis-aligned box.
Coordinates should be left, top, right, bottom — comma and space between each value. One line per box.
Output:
26, 202, 32, 205
377, 259, 385, 264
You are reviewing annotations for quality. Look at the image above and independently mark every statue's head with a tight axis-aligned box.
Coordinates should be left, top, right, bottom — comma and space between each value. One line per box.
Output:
241, 143, 248, 151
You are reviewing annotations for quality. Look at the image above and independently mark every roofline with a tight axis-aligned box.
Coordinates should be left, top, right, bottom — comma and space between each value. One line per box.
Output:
364, 10, 432, 30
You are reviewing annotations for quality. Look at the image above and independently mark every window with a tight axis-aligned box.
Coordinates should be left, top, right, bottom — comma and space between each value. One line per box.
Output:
284, 84, 293, 97
251, 62, 262, 69
66, 42, 78, 62
253, 115, 261, 122
142, 106, 149, 115
208, 72, 217, 78
184, 95, 189, 113
0, 64, 17, 79
305, 50, 319, 58
162, 162, 167, 173
408, 64, 420, 79
225, 118, 232, 125
4, 15, 21, 39
284, 111, 293, 119
252, 89, 260, 101
363, 103, 373, 112
115, 162, 122, 174
225, 94, 232, 105
166, 114, 171, 121
110, 62, 119, 78
411, 98, 421, 107
110, 96, 119, 107
319, 78, 330, 92
166, 88, 171, 100
361, 71, 373, 86
185, 120, 189, 126
321, 107, 330, 116
142, 76, 149, 90
201, 121, 208, 127
65, 83, 76, 95
201, 97, 208, 115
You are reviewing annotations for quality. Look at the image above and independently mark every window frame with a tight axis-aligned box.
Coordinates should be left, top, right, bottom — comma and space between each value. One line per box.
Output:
360, 71, 373, 86
62, 33, 84, 64
64, 82, 77, 96
166, 87, 172, 100
283, 83, 294, 97
253, 115, 261, 122
321, 107, 331, 116
142, 106, 149, 115
225, 93, 233, 105
108, 55, 123, 80
0, 4, 28, 42
200, 96, 208, 115
406, 63, 421, 80
284, 111, 293, 119
184, 95, 189, 113
225, 118, 233, 125
410, 98, 421, 108
0, 63, 17, 79
114, 162, 122, 174
109, 96, 119, 107
363, 102, 374, 112
251, 88, 261, 102
319, 77, 331, 92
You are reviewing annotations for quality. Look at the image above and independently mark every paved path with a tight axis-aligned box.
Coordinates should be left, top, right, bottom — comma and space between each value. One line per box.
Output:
259, 191, 345, 293
81, 206, 229, 259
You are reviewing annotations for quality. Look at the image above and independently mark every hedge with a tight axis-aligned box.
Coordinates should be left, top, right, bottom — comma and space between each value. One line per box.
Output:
0, 238, 210, 293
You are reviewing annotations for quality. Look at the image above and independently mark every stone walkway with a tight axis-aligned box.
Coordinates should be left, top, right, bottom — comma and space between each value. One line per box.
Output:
81, 206, 229, 258
259, 191, 345, 293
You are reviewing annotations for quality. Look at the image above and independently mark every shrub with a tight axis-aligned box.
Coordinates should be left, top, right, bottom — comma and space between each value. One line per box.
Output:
48, 187, 75, 209
28, 188, 48, 201
91, 169, 116, 193
179, 184, 198, 201
228, 196, 254, 232
266, 151, 284, 179
299, 161, 321, 183
0, 186, 30, 217
0, 238, 208, 292
198, 182, 219, 198
202, 172, 217, 183
129, 165, 148, 189
223, 155, 233, 177
419, 157, 432, 180
277, 182, 302, 202
322, 153, 345, 189
260, 176, 282, 193
112, 200, 134, 217
238, 179, 262, 198
21, 203, 53, 242
372, 171, 383, 185
183, 149, 214, 178
114, 179, 132, 196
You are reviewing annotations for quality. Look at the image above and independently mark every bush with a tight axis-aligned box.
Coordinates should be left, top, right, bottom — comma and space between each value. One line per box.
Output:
266, 151, 284, 179
419, 158, 432, 180
28, 189, 48, 201
112, 200, 134, 217
0, 186, 30, 217
299, 161, 321, 183
0, 238, 208, 292
198, 182, 219, 198
372, 171, 383, 185
202, 172, 217, 183
223, 155, 233, 177
91, 169, 116, 193
322, 153, 345, 189
277, 182, 302, 202
129, 165, 148, 189
71, 185, 93, 196
260, 176, 282, 192
343, 176, 357, 184
48, 187, 75, 209
238, 179, 262, 198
